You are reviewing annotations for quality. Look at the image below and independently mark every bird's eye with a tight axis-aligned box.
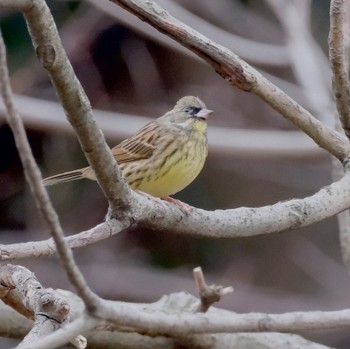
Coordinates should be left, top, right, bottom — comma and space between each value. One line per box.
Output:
184, 106, 202, 117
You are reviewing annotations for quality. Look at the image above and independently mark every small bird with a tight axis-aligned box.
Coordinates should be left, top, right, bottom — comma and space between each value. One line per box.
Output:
43, 96, 213, 210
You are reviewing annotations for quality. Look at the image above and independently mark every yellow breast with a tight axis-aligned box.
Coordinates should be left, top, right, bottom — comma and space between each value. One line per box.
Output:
123, 122, 208, 198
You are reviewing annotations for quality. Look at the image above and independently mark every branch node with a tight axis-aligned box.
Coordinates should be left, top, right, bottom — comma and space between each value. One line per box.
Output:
36, 44, 56, 68
193, 266, 233, 312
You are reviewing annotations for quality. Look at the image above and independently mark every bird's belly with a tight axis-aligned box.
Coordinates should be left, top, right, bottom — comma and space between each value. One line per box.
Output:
125, 143, 207, 198
139, 158, 204, 197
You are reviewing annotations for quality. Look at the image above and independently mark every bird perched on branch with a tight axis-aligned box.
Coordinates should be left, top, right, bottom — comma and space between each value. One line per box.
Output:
43, 96, 213, 210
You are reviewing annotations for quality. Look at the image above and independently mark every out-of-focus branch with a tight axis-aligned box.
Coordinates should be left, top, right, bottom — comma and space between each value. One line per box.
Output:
87, 0, 289, 67
17, 314, 97, 349
176, 333, 332, 349
267, 0, 333, 125
329, 0, 350, 274
329, 0, 350, 139
109, 0, 350, 162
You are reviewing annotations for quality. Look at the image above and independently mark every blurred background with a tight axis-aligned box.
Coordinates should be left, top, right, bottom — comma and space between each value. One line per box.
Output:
1, 0, 349, 347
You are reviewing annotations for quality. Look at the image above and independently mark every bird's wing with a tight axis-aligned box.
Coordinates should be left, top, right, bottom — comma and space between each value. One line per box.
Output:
111, 122, 160, 163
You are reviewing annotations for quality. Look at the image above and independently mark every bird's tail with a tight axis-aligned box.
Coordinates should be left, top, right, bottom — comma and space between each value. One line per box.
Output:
43, 167, 91, 186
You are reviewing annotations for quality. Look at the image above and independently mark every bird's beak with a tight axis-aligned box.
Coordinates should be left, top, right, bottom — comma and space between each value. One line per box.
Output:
196, 108, 213, 121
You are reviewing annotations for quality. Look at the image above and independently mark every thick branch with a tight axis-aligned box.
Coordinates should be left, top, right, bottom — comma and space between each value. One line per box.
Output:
329, 0, 350, 139
132, 172, 350, 238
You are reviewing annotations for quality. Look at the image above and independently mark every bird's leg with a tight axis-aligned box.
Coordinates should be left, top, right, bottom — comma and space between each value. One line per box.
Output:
135, 190, 191, 214
163, 196, 192, 215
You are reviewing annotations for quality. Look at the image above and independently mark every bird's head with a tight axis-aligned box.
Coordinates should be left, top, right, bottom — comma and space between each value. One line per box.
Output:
161, 96, 213, 133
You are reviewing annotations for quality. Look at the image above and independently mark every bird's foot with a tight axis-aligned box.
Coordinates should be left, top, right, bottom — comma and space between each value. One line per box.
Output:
163, 196, 192, 215
136, 191, 191, 214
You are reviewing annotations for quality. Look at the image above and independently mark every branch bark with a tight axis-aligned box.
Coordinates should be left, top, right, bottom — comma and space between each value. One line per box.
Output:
329, 0, 350, 139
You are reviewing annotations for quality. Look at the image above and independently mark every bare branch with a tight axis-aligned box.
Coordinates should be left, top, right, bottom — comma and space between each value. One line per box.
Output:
329, 0, 350, 138
131, 172, 350, 238
177, 333, 332, 349
2, 276, 348, 349
8, 289, 350, 348
96, 292, 350, 336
